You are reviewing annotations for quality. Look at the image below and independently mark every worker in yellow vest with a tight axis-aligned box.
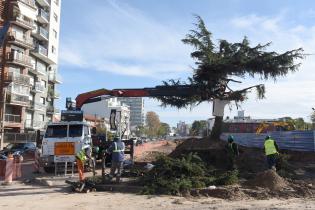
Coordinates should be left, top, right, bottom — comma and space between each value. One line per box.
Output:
75, 146, 91, 182
264, 136, 279, 170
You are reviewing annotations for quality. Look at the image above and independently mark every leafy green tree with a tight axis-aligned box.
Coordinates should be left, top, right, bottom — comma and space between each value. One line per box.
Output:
155, 16, 304, 139
135, 125, 146, 137
190, 120, 207, 136
157, 122, 171, 137
145, 111, 161, 137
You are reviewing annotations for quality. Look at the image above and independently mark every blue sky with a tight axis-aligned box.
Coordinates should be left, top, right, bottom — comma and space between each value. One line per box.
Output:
58, 0, 315, 126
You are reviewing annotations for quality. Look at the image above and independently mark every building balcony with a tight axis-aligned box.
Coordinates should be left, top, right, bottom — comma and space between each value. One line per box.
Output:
37, 0, 50, 7
31, 44, 55, 64
32, 25, 49, 41
47, 87, 60, 99
34, 103, 46, 111
4, 71, 31, 86
31, 82, 45, 93
8, 31, 34, 49
4, 114, 22, 127
28, 66, 46, 76
17, 0, 36, 10
6, 51, 33, 68
48, 73, 62, 84
25, 119, 46, 129
6, 93, 30, 106
46, 105, 60, 114
37, 8, 49, 24
12, 15, 35, 30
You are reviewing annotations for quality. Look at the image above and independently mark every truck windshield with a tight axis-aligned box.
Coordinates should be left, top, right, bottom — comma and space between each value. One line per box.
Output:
45, 125, 67, 138
69, 125, 83, 137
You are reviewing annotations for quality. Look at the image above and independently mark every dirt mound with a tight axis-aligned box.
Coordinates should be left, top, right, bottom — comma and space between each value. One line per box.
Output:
191, 186, 248, 200
170, 138, 266, 173
134, 151, 164, 162
245, 170, 288, 190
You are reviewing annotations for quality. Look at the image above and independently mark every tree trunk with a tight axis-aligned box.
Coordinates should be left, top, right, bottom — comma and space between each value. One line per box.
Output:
210, 116, 223, 140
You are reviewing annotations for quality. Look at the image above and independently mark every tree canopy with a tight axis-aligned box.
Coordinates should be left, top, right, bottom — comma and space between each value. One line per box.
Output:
156, 16, 304, 109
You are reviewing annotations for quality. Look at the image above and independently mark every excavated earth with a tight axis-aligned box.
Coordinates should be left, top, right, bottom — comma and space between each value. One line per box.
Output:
168, 137, 315, 200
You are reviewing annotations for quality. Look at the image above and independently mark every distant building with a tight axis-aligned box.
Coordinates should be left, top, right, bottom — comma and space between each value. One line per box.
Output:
117, 97, 144, 130
84, 114, 109, 131
81, 97, 130, 138
223, 111, 281, 133
176, 121, 190, 136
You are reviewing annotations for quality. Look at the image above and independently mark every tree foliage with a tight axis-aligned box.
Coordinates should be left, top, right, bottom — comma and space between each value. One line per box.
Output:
190, 120, 207, 136
157, 122, 171, 137
156, 16, 304, 109
154, 16, 304, 139
145, 111, 161, 137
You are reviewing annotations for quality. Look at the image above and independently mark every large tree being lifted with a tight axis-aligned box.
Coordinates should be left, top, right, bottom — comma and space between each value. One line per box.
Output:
155, 16, 304, 139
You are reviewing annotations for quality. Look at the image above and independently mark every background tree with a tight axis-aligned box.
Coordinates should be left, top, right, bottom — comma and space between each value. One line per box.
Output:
145, 111, 161, 137
190, 120, 207, 136
157, 122, 171, 137
311, 111, 315, 130
135, 125, 146, 137
155, 16, 304, 139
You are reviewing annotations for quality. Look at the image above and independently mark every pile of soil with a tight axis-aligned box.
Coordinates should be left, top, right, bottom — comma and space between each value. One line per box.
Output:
191, 186, 248, 200
134, 151, 164, 162
245, 170, 288, 190
170, 138, 266, 173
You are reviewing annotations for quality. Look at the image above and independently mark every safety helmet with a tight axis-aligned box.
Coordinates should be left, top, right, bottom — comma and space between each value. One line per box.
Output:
228, 135, 234, 142
265, 135, 271, 140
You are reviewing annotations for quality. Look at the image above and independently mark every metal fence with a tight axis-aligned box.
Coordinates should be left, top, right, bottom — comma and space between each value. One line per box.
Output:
221, 130, 315, 152
4, 133, 36, 143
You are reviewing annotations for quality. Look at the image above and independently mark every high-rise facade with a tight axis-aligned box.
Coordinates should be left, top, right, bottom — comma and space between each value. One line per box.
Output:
117, 97, 144, 130
0, 0, 62, 137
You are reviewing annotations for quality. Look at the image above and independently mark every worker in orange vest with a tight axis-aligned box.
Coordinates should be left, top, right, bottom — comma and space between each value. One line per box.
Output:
75, 146, 92, 182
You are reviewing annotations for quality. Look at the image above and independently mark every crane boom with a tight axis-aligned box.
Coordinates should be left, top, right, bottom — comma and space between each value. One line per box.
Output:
75, 85, 199, 109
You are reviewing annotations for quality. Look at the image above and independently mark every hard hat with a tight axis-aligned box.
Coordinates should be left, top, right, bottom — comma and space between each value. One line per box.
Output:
228, 135, 234, 142
265, 135, 271, 140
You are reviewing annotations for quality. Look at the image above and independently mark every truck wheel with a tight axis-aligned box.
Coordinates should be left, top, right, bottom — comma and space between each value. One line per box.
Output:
43, 167, 55, 173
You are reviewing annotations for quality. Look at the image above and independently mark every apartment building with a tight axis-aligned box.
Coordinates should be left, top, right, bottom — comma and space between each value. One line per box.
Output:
117, 97, 144, 130
0, 0, 62, 137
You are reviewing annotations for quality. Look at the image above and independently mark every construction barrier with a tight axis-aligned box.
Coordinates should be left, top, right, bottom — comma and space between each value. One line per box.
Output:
0, 160, 5, 178
33, 148, 41, 173
221, 130, 315, 152
13, 155, 23, 179
4, 155, 14, 184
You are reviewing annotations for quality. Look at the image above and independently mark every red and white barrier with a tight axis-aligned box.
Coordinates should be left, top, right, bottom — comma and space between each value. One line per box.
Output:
4, 154, 14, 184
33, 148, 41, 173
13, 155, 23, 179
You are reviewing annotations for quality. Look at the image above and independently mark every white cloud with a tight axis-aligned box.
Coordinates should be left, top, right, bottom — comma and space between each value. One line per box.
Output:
227, 13, 315, 122
59, 0, 191, 79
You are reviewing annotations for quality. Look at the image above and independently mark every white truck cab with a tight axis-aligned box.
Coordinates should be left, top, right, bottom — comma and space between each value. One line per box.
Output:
40, 119, 92, 172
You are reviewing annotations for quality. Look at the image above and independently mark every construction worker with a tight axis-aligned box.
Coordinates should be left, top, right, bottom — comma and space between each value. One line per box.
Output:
264, 135, 279, 170
225, 135, 239, 170
75, 146, 92, 182
107, 137, 125, 183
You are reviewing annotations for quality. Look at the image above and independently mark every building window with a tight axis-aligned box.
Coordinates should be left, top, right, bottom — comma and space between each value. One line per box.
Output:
52, 46, 57, 54
40, 97, 45, 105
39, 114, 45, 122
53, 13, 58, 22
40, 80, 46, 88
53, 29, 57, 39
54, 0, 59, 6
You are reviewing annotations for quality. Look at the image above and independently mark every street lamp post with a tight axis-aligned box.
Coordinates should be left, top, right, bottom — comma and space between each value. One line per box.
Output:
0, 88, 6, 149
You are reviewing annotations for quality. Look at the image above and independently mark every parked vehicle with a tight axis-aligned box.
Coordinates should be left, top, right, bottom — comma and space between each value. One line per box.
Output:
0, 142, 36, 161
40, 115, 93, 173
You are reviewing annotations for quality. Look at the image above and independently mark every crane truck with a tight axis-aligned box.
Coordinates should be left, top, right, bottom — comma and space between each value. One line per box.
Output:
39, 85, 202, 172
